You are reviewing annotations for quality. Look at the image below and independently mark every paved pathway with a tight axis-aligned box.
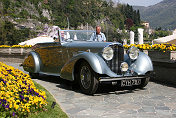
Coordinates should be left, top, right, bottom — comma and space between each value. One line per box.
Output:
5, 62, 176, 118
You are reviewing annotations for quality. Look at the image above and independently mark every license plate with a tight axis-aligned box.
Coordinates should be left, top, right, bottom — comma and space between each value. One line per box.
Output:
121, 79, 141, 87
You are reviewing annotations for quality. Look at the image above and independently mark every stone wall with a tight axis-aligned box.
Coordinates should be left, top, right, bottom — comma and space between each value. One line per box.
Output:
146, 50, 176, 85
0, 48, 32, 55
0, 48, 32, 63
152, 61, 176, 85
148, 50, 176, 62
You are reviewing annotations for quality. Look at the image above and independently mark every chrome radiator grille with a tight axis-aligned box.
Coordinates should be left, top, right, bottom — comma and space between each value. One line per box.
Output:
106, 45, 124, 74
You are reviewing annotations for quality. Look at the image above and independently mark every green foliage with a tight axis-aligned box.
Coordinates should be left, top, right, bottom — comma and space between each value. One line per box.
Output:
1, 0, 141, 30
150, 30, 172, 39
31, 15, 39, 19
19, 10, 29, 18
2, 0, 10, 14
121, 30, 130, 39
0, 0, 142, 44
129, 26, 144, 41
47, 0, 140, 41
15, 1, 21, 7
29, 81, 68, 118
29, 0, 41, 5
120, 4, 141, 29
40, 16, 49, 23
0, 20, 35, 45
42, 3, 50, 10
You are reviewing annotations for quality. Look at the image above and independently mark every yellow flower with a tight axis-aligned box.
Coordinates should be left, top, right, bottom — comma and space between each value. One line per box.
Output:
14, 103, 19, 110
0, 61, 47, 117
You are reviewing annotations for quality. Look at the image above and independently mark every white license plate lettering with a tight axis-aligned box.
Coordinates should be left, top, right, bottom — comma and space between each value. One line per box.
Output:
121, 79, 141, 87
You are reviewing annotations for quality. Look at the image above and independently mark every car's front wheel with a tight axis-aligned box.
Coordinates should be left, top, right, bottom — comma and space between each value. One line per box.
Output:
78, 61, 99, 95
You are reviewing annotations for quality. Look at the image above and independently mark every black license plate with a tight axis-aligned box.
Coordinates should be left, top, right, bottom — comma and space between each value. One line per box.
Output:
121, 79, 141, 87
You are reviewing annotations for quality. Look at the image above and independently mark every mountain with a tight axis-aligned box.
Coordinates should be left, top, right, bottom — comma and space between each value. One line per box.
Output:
134, 0, 176, 30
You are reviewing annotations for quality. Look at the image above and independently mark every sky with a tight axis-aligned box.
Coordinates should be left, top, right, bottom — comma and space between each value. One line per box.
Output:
113, 0, 163, 7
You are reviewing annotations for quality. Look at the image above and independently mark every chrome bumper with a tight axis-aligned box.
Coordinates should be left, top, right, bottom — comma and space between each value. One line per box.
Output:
99, 76, 146, 82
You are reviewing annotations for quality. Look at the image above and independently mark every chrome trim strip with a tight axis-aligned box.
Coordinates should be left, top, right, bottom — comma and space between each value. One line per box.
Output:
39, 72, 60, 77
99, 76, 145, 82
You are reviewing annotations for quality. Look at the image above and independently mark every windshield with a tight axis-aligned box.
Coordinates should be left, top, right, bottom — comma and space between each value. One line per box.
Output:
59, 30, 95, 42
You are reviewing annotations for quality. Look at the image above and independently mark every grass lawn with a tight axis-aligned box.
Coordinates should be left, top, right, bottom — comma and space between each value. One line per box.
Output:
28, 81, 68, 118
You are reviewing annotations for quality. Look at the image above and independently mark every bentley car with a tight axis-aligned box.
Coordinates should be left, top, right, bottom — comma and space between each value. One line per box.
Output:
22, 30, 153, 95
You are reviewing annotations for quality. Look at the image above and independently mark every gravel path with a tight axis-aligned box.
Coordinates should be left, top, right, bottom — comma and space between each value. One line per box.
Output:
0, 57, 24, 63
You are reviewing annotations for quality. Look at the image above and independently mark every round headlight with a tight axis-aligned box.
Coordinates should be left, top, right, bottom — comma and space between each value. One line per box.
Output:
102, 47, 114, 61
128, 46, 139, 60
120, 62, 129, 72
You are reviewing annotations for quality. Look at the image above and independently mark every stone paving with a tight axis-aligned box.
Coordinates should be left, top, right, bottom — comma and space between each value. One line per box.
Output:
5, 62, 176, 118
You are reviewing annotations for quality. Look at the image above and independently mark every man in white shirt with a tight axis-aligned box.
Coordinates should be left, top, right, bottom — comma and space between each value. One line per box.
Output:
90, 26, 106, 42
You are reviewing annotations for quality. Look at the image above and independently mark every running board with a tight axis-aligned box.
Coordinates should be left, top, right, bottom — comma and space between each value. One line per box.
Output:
39, 72, 60, 77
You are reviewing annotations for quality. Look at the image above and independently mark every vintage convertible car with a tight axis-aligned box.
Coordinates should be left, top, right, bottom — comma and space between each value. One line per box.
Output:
22, 30, 153, 95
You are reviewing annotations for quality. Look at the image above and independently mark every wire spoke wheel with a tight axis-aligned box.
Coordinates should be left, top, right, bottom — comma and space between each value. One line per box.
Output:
80, 66, 92, 89
78, 61, 99, 95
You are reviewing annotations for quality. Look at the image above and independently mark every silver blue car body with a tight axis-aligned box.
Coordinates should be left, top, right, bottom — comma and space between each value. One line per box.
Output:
22, 30, 153, 94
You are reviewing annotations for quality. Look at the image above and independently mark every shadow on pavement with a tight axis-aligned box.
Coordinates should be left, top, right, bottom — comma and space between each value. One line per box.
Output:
95, 84, 147, 96
32, 75, 81, 93
150, 80, 176, 89
32, 75, 147, 96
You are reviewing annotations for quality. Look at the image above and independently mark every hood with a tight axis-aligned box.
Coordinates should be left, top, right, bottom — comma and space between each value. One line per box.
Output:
62, 41, 122, 49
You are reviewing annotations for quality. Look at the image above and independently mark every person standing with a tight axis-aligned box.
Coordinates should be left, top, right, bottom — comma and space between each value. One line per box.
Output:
90, 26, 106, 42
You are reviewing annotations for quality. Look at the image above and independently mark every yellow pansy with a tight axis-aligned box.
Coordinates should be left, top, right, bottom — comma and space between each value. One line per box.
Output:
0, 61, 47, 117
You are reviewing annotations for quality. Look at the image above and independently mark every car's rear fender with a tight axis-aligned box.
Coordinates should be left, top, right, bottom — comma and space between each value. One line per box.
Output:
60, 52, 118, 81
22, 51, 41, 73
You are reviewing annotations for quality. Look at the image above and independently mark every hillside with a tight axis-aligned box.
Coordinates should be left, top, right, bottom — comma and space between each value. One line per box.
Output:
134, 0, 176, 29
0, 0, 52, 30
0, 0, 141, 45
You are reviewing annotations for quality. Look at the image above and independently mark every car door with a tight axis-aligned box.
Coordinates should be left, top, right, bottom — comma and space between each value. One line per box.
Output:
36, 42, 63, 74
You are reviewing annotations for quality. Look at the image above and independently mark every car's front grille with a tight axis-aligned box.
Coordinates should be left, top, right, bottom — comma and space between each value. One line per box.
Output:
106, 45, 124, 74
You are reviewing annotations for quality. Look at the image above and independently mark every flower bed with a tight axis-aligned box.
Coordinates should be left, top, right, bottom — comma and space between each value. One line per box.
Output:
0, 62, 47, 117
0, 45, 32, 48
124, 43, 176, 52
124, 43, 176, 62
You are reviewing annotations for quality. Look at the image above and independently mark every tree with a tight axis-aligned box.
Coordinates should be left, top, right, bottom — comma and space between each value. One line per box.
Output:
150, 30, 171, 39
137, 10, 141, 25
125, 18, 134, 29
2, 0, 10, 14
0, 0, 142, 43
119, 20, 125, 30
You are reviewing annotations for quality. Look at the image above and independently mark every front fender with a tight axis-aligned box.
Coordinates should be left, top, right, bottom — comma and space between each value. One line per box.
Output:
23, 51, 41, 73
128, 52, 153, 75
60, 52, 102, 81
60, 52, 118, 81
